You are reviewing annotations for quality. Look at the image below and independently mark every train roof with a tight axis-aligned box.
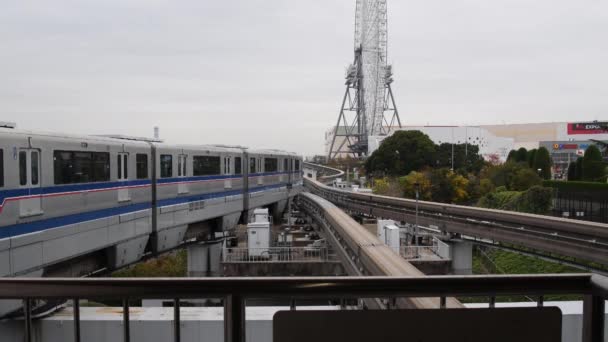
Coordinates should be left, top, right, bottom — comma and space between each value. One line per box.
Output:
0, 127, 151, 146
0, 128, 301, 157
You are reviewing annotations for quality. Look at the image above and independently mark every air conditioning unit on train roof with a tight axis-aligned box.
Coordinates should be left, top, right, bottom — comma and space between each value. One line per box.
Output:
0, 122, 16, 129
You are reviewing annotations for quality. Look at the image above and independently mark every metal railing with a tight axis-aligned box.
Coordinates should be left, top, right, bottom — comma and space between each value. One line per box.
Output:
400, 237, 450, 260
222, 247, 333, 263
0, 274, 606, 342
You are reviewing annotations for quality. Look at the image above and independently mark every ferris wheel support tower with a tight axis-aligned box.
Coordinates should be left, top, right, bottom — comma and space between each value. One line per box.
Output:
328, 0, 402, 160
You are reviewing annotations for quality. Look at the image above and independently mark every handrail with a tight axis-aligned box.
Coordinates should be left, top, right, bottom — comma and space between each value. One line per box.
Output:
0, 274, 605, 342
0, 274, 601, 299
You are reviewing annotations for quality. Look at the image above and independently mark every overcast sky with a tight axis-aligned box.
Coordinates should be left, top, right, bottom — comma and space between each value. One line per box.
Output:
1, 1, 607, 155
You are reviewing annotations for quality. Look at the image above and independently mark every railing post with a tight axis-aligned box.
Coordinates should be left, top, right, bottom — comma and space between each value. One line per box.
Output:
174, 299, 181, 342
23, 299, 32, 342
582, 295, 605, 342
224, 295, 245, 342
73, 298, 81, 342
123, 299, 130, 342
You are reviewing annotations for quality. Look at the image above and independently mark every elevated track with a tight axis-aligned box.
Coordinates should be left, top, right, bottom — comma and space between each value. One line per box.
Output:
303, 163, 608, 267
298, 191, 462, 309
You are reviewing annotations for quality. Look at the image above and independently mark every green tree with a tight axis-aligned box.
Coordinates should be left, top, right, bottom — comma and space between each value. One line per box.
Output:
479, 178, 495, 195
582, 145, 605, 182
567, 161, 577, 181
526, 149, 537, 168
575, 157, 584, 181
533, 147, 552, 180
509, 167, 542, 191
365, 131, 437, 176
435, 143, 486, 174
517, 186, 553, 214
515, 147, 528, 163
399, 171, 432, 200
506, 150, 517, 162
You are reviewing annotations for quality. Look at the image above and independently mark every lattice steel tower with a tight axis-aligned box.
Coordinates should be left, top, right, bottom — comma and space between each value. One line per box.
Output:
328, 0, 401, 160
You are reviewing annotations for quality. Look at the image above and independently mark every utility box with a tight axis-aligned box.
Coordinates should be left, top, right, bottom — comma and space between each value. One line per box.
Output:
383, 225, 401, 254
248, 209, 271, 258
378, 220, 399, 253
377, 220, 396, 241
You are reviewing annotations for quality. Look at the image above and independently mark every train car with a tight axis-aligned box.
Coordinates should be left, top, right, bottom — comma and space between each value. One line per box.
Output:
0, 127, 303, 279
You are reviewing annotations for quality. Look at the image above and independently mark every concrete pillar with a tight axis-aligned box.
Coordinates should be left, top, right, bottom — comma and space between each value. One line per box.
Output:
187, 241, 222, 277
449, 240, 473, 275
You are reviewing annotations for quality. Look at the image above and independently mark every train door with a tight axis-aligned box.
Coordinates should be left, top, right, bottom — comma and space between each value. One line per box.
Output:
177, 154, 188, 194
18, 149, 42, 217
224, 156, 232, 189
117, 153, 131, 202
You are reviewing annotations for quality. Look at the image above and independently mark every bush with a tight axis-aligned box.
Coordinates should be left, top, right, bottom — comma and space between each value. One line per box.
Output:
477, 186, 552, 214
543, 180, 608, 192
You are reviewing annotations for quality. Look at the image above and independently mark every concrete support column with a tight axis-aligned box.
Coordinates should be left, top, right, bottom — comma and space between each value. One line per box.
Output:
449, 239, 473, 275
187, 241, 222, 277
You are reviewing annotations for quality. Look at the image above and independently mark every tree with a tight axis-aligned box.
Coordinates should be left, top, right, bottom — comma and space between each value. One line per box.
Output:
509, 167, 542, 191
372, 177, 402, 197
365, 131, 436, 176
518, 186, 553, 214
486, 153, 502, 166
582, 145, 605, 182
506, 150, 517, 162
481, 161, 531, 190
567, 161, 577, 181
399, 171, 432, 200
575, 157, 584, 181
533, 147, 552, 180
515, 147, 528, 163
526, 149, 537, 168
435, 143, 485, 174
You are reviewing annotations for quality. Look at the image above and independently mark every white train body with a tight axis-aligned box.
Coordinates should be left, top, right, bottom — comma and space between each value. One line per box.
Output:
0, 128, 303, 277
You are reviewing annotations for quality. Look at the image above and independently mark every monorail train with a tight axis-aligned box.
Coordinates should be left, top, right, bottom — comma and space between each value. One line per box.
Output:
0, 127, 303, 277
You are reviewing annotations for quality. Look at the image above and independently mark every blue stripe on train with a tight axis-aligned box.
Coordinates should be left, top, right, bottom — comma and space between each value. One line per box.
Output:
0, 183, 289, 240
0, 171, 298, 203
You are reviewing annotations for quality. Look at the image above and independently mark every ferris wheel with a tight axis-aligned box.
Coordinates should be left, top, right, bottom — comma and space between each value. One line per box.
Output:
328, 0, 402, 160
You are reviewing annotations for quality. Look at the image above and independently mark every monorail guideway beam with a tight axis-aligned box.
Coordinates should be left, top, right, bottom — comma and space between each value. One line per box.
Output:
304, 177, 608, 267
298, 193, 463, 309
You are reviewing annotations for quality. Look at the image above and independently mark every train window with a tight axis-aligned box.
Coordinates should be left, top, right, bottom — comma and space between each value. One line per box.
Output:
235, 157, 242, 175
250, 158, 256, 174
265, 158, 278, 172
295, 160, 300, 171
123, 155, 128, 179
160, 154, 173, 178
54, 151, 110, 184
31, 151, 39, 185
193, 156, 220, 176
283, 159, 288, 172
0, 149, 4, 187
19, 151, 27, 186
136, 154, 148, 179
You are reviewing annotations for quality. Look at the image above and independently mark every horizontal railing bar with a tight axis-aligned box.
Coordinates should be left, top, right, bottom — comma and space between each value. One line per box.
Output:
0, 274, 599, 300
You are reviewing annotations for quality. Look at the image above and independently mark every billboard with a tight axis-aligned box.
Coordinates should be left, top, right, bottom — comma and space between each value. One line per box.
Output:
567, 122, 608, 135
